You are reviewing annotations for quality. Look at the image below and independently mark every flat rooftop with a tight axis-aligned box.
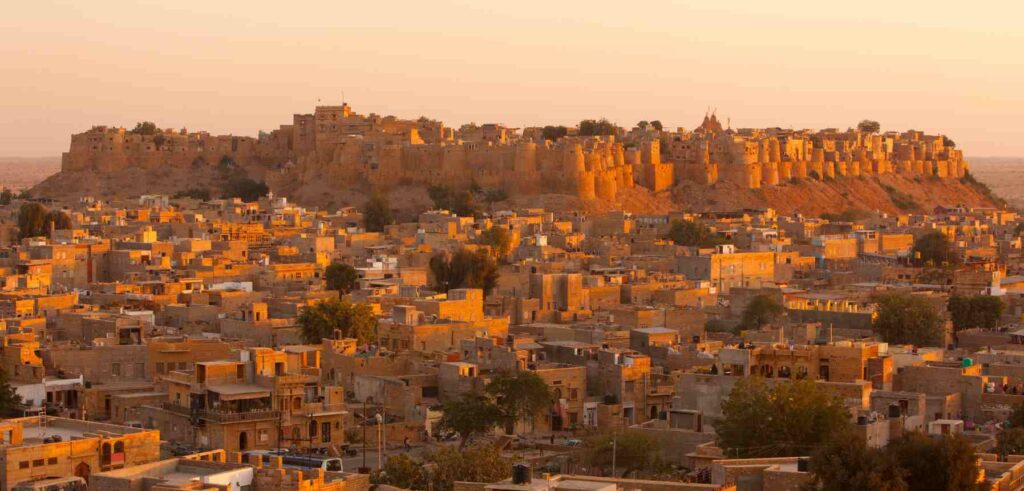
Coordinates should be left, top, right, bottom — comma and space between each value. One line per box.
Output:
6, 417, 149, 447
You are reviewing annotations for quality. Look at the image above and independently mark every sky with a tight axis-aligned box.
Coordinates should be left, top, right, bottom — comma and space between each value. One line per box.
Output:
2, 0, 1023, 157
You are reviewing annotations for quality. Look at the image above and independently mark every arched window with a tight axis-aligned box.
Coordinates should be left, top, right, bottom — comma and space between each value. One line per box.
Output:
238, 431, 248, 451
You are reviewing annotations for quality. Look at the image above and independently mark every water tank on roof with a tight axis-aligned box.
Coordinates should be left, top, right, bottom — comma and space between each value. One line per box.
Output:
962, 357, 973, 368
512, 464, 531, 485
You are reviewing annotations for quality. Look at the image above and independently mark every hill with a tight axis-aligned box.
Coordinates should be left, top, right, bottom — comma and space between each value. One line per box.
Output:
31, 163, 1001, 218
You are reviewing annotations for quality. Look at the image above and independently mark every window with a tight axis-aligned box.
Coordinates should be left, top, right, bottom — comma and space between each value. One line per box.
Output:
237, 365, 245, 379
570, 388, 579, 401
112, 363, 121, 377
47, 457, 57, 465
19, 461, 28, 469
32, 459, 44, 467
156, 362, 165, 374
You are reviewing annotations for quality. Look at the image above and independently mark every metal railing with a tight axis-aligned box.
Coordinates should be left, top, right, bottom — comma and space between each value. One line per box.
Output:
202, 408, 280, 423
161, 401, 280, 423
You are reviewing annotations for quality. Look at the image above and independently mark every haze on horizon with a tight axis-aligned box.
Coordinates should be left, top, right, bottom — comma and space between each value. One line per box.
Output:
2, 0, 1023, 158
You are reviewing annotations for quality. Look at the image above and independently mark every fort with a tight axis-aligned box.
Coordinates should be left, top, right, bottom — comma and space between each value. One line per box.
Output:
60, 103, 968, 203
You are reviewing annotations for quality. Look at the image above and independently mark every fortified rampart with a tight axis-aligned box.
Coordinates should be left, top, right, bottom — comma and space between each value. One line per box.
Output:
665, 113, 967, 189
60, 104, 967, 202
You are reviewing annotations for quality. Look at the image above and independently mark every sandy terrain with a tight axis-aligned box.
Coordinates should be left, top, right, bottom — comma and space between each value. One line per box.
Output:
0, 157, 60, 191
968, 157, 1024, 209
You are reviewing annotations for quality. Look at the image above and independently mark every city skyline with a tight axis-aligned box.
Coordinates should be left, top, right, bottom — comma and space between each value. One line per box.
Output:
2, 0, 1024, 157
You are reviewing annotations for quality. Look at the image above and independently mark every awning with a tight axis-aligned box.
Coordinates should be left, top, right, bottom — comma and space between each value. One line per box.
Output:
208, 384, 271, 401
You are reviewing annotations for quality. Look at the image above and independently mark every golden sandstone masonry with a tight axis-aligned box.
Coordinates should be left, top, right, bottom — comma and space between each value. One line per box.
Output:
62, 104, 968, 201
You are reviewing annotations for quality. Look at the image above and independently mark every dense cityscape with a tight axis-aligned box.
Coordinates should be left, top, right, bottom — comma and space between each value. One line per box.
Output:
4, 2, 1024, 490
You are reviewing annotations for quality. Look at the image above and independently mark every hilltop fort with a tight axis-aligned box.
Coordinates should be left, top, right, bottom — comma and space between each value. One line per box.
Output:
39, 103, 988, 214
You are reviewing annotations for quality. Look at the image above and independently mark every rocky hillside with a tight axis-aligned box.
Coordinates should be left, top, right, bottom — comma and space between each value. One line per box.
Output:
669, 172, 1002, 216
31, 163, 1002, 218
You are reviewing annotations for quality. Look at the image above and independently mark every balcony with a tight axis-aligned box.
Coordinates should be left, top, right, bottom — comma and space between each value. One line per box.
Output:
160, 401, 280, 423
162, 401, 192, 416
201, 408, 281, 423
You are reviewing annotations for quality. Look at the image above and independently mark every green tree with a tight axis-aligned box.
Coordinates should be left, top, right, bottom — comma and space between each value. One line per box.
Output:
857, 120, 881, 133
996, 427, 1024, 457
947, 295, 1004, 330
296, 299, 377, 344
18, 202, 47, 238
887, 432, 979, 491
479, 226, 513, 261
541, 125, 568, 141
485, 370, 552, 433
584, 430, 661, 477
806, 431, 907, 491
130, 121, 158, 135
18, 203, 69, 238
872, 293, 944, 346
1007, 402, 1024, 429
0, 368, 23, 416
173, 188, 212, 201
437, 392, 503, 450
429, 248, 500, 297
0, 188, 12, 206
371, 453, 428, 489
665, 219, 725, 248
741, 294, 785, 329
717, 377, 851, 458
482, 188, 508, 204
650, 120, 663, 131
324, 263, 359, 294
46, 210, 72, 230
363, 192, 393, 232
912, 231, 960, 267
429, 445, 511, 491
578, 118, 617, 136
821, 208, 872, 222
222, 177, 269, 202
427, 185, 479, 217
637, 120, 650, 130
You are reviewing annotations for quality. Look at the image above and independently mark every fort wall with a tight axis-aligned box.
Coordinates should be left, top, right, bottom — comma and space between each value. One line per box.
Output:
59, 105, 967, 203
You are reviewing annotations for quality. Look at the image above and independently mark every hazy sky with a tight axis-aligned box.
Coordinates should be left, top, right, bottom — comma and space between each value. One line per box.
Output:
3, 1, 1023, 157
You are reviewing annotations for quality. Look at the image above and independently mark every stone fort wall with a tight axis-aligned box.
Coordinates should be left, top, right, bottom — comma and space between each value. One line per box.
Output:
60, 106, 967, 202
